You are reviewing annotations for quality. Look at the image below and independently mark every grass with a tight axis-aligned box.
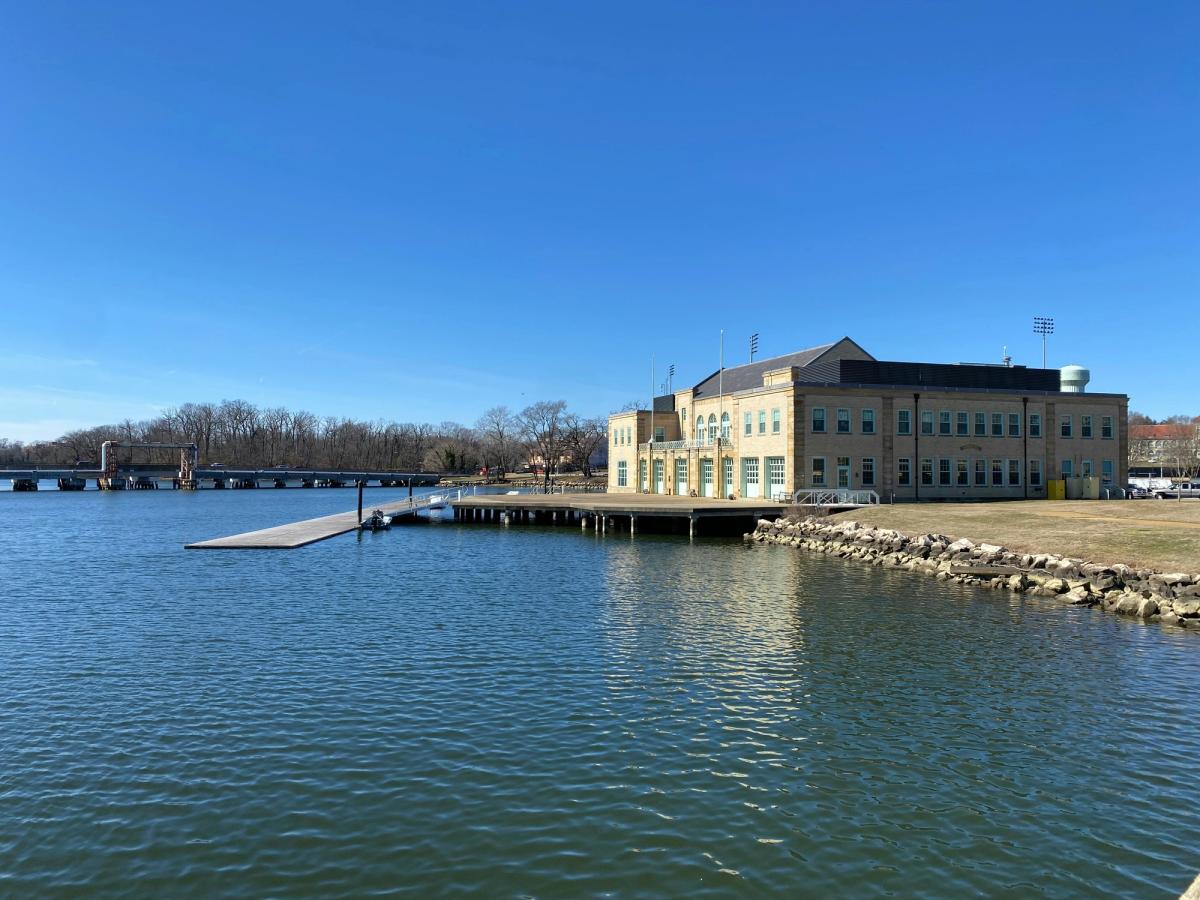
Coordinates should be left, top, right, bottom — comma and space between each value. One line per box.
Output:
830, 500, 1200, 573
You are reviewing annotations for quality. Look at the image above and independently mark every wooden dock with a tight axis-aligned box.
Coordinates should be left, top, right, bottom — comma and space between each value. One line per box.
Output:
185, 496, 443, 549
452, 494, 791, 537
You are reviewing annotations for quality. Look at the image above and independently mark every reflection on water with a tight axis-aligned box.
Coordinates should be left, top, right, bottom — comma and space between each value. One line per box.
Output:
1, 491, 1198, 897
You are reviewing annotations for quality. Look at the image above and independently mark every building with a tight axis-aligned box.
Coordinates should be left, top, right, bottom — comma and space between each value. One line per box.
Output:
607, 337, 1128, 500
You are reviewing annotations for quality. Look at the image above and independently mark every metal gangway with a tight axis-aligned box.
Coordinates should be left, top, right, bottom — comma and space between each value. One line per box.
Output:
790, 489, 880, 509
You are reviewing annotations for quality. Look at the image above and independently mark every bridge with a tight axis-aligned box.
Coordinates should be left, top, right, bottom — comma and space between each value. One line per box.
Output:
1, 441, 441, 491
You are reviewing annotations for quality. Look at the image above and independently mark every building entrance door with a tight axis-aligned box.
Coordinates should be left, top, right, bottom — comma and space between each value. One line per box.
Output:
652, 459, 665, 494
743, 458, 761, 498
700, 459, 713, 497
675, 459, 688, 496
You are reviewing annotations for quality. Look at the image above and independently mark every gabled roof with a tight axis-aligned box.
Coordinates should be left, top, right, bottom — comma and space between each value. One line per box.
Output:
690, 337, 874, 399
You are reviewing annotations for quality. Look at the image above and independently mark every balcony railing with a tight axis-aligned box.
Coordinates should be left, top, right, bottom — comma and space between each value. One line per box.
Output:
637, 437, 729, 452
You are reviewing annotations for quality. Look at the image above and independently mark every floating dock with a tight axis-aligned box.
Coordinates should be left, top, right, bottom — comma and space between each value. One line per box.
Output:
185, 496, 442, 549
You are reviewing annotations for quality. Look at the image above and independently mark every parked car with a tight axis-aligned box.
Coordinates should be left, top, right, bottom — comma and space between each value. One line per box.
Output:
1153, 481, 1200, 499
1125, 484, 1150, 499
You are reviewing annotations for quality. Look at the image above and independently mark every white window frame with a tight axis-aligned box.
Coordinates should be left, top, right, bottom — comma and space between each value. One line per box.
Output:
811, 456, 826, 487
812, 407, 826, 433
861, 409, 876, 435
836, 407, 851, 434
617, 461, 628, 487
897, 409, 912, 435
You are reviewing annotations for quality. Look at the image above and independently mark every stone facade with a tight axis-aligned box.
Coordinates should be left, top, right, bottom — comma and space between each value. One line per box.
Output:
608, 337, 1129, 500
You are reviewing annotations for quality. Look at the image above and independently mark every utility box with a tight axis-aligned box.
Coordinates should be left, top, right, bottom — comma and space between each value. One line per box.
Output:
1047, 479, 1066, 500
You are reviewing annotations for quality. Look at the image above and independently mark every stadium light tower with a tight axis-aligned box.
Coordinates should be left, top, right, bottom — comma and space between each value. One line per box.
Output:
1033, 317, 1054, 369
749, 333, 759, 363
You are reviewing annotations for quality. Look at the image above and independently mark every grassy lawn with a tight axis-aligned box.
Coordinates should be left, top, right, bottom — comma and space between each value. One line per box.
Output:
832, 500, 1200, 573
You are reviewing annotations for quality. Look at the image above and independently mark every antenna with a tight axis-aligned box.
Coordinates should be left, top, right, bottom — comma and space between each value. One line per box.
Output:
749, 333, 759, 362
1002, 345, 1012, 367
1033, 317, 1054, 369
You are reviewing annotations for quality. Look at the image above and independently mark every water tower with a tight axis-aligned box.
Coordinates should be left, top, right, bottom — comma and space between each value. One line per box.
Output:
1059, 365, 1091, 393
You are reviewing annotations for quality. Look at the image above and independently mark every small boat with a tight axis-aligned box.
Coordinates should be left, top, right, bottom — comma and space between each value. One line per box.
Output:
505, 490, 520, 495
359, 509, 393, 531
426, 494, 448, 510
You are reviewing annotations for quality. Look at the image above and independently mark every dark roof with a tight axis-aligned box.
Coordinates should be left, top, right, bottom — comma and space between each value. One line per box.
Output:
691, 337, 871, 399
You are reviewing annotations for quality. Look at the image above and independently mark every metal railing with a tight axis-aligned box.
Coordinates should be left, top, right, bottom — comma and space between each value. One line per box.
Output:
637, 437, 729, 452
791, 489, 880, 507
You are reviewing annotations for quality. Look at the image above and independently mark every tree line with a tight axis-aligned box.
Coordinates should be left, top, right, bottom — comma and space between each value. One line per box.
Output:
0, 399, 609, 485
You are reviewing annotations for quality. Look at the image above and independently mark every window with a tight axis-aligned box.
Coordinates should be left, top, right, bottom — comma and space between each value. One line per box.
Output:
1102, 459, 1114, 484
708, 415, 717, 443
639, 460, 647, 490
812, 407, 826, 433
1008, 459, 1020, 486
720, 412, 730, 440
862, 409, 876, 434
758, 410, 766, 435
1061, 459, 1073, 478
1060, 415, 1072, 438
771, 408, 781, 434
811, 456, 826, 487
956, 412, 969, 436
956, 458, 968, 486
897, 458, 911, 486
837, 408, 851, 434
1082, 415, 1093, 438
1008, 413, 1020, 437
938, 458, 951, 486
991, 413, 1003, 437
1029, 414, 1042, 438
991, 459, 1003, 486
921, 410, 934, 435
861, 457, 875, 486
939, 411, 951, 435
654, 426, 665, 443
921, 458, 934, 486
744, 412, 752, 436
974, 412, 986, 437
974, 459, 986, 486
617, 461, 627, 486
1102, 416, 1113, 439
1029, 459, 1042, 486
1081, 459, 1093, 476
897, 409, 912, 435
696, 417, 706, 442
681, 408, 687, 427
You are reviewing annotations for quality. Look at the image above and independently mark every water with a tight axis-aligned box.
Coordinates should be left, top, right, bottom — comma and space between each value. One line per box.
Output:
2, 489, 1198, 897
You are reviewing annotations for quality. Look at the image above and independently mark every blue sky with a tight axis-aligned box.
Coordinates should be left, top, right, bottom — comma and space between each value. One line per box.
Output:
2, 1, 1196, 440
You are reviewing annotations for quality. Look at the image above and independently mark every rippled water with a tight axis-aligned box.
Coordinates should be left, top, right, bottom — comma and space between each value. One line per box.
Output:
2, 489, 1199, 897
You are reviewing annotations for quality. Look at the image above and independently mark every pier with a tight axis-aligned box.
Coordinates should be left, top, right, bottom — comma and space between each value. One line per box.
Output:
185, 493, 449, 549
452, 494, 792, 538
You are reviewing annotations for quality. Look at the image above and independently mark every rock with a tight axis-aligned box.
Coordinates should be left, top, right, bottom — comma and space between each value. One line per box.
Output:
1114, 595, 1143, 616
1173, 599, 1200, 617
978, 543, 1005, 554
1136, 597, 1160, 619
1160, 612, 1182, 627
946, 538, 974, 553
1041, 578, 1067, 594
1007, 574, 1027, 591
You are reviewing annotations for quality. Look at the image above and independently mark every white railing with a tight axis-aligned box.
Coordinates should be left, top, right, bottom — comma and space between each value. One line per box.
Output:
791, 489, 880, 507
637, 438, 729, 452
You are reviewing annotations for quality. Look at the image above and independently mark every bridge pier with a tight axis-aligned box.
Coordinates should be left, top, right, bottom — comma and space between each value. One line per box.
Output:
12, 478, 38, 492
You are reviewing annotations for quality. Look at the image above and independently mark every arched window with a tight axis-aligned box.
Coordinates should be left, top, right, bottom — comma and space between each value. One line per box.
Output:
720, 412, 731, 440
707, 414, 718, 443
696, 417, 706, 442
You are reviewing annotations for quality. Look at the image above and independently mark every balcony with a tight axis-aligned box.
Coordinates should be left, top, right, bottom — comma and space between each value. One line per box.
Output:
637, 438, 729, 452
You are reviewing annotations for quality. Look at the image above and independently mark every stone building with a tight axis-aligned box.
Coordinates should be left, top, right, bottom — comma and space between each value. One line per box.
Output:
607, 337, 1128, 500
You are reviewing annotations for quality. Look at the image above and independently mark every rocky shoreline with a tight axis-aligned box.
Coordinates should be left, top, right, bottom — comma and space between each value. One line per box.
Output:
748, 516, 1200, 629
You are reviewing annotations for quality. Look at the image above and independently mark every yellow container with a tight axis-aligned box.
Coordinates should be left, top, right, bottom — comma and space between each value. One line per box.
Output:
1047, 479, 1066, 500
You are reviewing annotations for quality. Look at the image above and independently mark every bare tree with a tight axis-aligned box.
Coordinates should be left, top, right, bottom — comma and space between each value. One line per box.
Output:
562, 414, 608, 478
517, 400, 567, 492
476, 405, 519, 476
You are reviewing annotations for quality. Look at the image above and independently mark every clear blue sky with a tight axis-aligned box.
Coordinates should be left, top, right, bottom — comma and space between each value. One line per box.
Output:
2, 1, 1196, 441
